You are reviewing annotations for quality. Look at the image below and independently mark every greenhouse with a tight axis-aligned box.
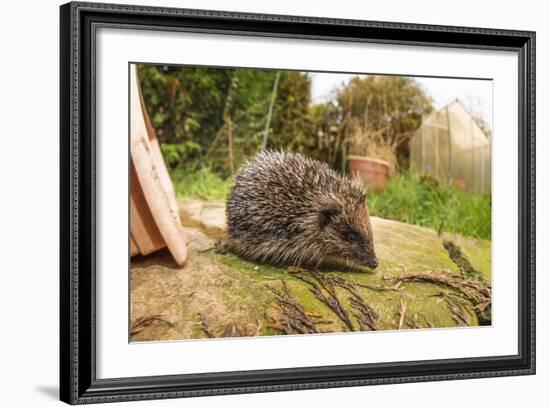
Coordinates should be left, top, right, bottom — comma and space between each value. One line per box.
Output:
410, 99, 491, 194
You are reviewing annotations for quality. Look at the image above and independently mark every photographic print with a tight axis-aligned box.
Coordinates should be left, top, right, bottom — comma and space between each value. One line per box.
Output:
129, 63, 493, 342
60, 3, 534, 403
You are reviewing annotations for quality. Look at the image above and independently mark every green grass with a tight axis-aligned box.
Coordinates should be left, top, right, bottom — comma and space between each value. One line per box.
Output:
366, 172, 491, 240
172, 168, 491, 240
171, 167, 233, 201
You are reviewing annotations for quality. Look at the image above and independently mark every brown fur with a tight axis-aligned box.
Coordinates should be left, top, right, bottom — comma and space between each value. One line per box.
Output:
226, 150, 378, 269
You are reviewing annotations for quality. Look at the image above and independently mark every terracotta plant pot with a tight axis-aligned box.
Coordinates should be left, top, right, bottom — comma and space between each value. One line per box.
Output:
347, 155, 391, 190
129, 65, 187, 266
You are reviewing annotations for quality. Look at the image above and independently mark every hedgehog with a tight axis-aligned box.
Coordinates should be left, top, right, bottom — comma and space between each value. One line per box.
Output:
226, 150, 378, 269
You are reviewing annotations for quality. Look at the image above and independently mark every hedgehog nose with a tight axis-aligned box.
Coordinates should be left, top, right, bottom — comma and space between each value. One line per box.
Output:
369, 259, 378, 269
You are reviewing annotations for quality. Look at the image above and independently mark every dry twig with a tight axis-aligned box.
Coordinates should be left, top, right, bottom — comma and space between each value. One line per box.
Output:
384, 269, 491, 325
331, 276, 380, 331
291, 272, 356, 331
356, 281, 404, 292
398, 298, 407, 330
267, 280, 322, 334
198, 313, 215, 338
131, 314, 174, 336
408, 313, 422, 329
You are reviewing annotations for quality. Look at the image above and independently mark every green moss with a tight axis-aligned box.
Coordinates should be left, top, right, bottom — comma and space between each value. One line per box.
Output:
209, 250, 464, 332
443, 234, 492, 282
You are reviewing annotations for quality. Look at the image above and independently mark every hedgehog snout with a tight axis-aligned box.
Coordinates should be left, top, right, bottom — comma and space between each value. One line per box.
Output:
355, 249, 378, 269
356, 256, 378, 269
366, 257, 378, 269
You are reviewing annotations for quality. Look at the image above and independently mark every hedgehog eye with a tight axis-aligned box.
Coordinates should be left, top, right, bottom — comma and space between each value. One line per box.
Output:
346, 232, 361, 243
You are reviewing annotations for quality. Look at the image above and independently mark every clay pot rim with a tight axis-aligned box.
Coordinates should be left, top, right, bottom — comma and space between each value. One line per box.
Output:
346, 155, 391, 167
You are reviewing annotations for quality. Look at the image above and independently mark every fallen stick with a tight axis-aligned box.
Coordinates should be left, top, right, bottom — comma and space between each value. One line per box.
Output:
410, 313, 422, 329
398, 298, 407, 330
384, 269, 492, 325
130, 314, 174, 336
356, 282, 404, 292
267, 280, 321, 334
291, 272, 355, 331
384, 270, 491, 301
331, 276, 379, 331
198, 313, 215, 338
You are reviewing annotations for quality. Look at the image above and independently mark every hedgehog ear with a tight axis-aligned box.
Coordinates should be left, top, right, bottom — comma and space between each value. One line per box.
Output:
318, 205, 340, 230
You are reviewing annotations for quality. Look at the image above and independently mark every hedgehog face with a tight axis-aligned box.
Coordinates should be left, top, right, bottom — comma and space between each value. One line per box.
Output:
317, 197, 378, 269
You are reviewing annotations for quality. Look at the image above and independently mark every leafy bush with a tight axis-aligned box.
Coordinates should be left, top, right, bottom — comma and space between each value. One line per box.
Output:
138, 65, 317, 176
160, 141, 202, 168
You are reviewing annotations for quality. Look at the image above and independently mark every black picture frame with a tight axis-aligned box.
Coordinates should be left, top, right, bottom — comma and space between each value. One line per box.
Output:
60, 1, 536, 404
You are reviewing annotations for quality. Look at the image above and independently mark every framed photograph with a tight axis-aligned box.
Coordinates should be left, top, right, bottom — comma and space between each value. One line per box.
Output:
60, 1, 535, 404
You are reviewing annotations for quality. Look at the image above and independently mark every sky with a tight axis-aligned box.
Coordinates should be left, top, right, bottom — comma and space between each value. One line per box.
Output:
309, 72, 493, 130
